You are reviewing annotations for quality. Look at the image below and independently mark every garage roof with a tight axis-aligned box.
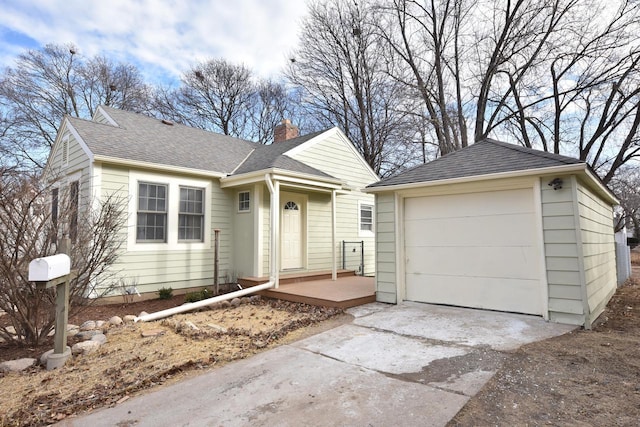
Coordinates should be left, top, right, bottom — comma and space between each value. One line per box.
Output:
368, 138, 585, 188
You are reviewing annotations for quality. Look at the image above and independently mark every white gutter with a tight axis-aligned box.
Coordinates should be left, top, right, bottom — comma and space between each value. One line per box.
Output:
264, 173, 280, 288
135, 281, 275, 322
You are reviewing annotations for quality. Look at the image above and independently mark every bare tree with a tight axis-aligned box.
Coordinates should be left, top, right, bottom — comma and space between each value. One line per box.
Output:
0, 171, 126, 346
0, 43, 152, 170
287, 0, 419, 177
610, 166, 640, 238
176, 58, 255, 137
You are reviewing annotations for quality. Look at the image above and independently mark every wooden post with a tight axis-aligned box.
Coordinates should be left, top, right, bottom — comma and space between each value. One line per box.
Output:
214, 229, 220, 295
54, 238, 71, 354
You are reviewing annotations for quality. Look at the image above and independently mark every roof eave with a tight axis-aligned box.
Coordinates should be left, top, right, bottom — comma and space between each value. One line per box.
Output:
92, 155, 226, 178
363, 163, 588, 193
220, 168, 343, 189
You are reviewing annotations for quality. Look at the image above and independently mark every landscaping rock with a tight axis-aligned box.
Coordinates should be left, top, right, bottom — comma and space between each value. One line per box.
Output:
220, 301, 231, 308
138, 311, 149, 318
0, 358, 36, 373
71, 340, 101, 355
250, 295, 262, 303
230, 298, 241, 307
76, 330, 101, 341
183, 321, 199, 331
123, 315, 137, 323
67, 326, 80, 337
206, 323, 228, 333
109, 316, 123, 326
91, 333, 108, 344
141, 329, 165, 338
5, 326, 16, 335
95, 320, 106, 329
253, 340, 267, 349
80, 320, 97, 331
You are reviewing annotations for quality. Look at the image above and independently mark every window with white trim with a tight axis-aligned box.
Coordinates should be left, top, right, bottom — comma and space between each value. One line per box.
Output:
238, 191, 250, 212
137, 182, 168, 242
359, 203, 373, 234
179, 186, 204, 241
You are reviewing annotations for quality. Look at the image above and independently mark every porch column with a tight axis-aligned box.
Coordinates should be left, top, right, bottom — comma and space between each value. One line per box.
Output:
272, 180, 280, 288
331, 189, 337, 281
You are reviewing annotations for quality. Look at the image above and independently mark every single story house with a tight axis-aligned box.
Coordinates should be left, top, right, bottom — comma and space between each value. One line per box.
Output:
365, 139, 618, 328
44, 106, 378, 297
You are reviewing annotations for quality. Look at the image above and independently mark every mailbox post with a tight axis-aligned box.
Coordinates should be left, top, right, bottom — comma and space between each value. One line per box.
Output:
29, 250, 75, 370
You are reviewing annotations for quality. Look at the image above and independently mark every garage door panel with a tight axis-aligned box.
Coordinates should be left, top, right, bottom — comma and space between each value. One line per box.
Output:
403, 187, 542, 316
405, 213, 536, 247
405, 245, 540, 280
405, 274, 542, 315
404, 189, 534, 220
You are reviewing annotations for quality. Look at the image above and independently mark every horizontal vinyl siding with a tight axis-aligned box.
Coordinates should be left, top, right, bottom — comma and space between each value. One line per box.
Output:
375, 193, 396, 303
577, 180, 616, 325
233, 187, 255, 278
540, 176, 584, 324
289, 132, 376, 275
101, 165, 234, 295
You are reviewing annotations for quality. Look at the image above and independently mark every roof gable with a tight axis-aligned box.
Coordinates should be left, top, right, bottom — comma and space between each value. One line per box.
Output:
368, 138, 585, 188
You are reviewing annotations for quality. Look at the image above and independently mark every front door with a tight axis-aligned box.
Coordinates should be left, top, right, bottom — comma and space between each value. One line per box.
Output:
281, 195, 304, 270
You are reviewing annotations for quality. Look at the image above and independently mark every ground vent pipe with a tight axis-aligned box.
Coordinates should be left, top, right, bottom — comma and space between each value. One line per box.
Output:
135, 281, 275, 322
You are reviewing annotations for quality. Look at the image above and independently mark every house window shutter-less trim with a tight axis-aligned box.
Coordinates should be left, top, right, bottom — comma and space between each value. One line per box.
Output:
137, 182, 168, 242
179, 186, 205, 241
359, 203, 373, 235
238, 191, 250, 212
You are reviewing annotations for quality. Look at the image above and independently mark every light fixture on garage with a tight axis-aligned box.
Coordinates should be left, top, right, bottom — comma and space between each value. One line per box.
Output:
548, 178, 563, 190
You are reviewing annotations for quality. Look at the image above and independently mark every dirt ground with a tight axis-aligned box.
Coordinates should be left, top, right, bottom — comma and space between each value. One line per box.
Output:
0, 297, 345, 427
450, 264, 640, 427
2, 259, 640, 426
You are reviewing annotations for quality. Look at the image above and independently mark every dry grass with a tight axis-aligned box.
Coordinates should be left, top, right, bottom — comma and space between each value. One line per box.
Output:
0, 300, 342, 426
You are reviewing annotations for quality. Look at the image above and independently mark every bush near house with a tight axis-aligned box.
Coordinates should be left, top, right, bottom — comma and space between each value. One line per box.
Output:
0, 170, 126, 346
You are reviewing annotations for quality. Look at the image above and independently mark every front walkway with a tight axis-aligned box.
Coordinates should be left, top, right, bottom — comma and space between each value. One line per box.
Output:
58, 302, 575, 427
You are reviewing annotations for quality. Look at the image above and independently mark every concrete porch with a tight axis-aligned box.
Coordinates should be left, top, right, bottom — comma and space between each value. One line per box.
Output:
238, 270, 376, 309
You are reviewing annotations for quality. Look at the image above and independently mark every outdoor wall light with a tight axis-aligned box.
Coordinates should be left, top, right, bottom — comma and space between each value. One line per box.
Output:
548, 177, 563, 190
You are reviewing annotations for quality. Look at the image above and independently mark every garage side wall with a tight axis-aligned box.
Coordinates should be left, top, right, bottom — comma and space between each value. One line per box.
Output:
375, 192, 397, 303
576, 179, 617, 326
541, 176, 585, 325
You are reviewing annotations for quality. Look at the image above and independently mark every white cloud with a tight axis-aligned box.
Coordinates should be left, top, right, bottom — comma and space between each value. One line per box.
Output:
0, 0, 308, 85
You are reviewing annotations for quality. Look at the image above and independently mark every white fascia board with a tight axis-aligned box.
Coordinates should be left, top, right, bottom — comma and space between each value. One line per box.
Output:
220, 168, 343, 189
363, 163, 588, 193
584, 168, 619, 205
93, 106, 119, 126
43, 118, 95, 178
285, 127, 380, 182
92, 155, 226, 179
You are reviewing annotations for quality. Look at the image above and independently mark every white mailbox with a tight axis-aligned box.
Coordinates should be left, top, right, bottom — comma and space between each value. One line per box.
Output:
29, 254, 71, 282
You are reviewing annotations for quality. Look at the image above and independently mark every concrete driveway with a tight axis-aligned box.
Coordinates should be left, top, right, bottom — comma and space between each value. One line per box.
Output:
58, 302, 574, 427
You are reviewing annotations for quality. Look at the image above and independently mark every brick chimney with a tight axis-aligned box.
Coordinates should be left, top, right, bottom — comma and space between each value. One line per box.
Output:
274, 119, 299, 143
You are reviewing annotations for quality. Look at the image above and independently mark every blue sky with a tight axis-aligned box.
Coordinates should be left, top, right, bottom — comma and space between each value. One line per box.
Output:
0, 0, 309, 86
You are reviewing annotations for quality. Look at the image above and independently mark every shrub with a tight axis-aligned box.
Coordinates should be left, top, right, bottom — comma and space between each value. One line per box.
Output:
184, 288, 211, 303
157, 287, 173, 300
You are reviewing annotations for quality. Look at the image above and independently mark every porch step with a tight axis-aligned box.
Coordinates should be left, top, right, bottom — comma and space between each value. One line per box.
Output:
238, 269, 356, 288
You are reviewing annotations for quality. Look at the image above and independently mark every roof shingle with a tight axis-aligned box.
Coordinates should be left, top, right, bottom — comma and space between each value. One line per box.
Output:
368, 138, 585, 188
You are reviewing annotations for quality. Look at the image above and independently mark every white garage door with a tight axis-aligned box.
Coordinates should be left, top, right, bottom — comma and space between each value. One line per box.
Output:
404, 188, 543, 315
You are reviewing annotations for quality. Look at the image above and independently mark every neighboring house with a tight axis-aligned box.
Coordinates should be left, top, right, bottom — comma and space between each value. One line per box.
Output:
44, 106, 378, 297
365, 138, 619, 328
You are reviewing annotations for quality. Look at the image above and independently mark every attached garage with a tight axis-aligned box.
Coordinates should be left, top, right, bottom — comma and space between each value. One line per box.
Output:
366, 139, 619, 328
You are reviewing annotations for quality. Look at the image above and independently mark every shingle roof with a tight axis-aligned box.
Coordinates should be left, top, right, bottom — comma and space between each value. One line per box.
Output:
368, 138, 585, 188
69, 107, 334, 179
233, 130, 334, 178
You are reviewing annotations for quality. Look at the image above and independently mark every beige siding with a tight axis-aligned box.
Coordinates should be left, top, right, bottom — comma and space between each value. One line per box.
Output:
93, 109, 115, 126
47, 127, 92, 208
375, 193, 397, 303
540, 176, 584, 325
233, 187, 255, 278
101, 165, 235, 295
576, 179, 617, 326
289, 131, 377, 275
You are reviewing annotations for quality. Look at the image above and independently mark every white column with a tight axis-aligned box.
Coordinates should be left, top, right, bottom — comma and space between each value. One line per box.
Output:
273, 180, 280, 288
331, 189, 337, 281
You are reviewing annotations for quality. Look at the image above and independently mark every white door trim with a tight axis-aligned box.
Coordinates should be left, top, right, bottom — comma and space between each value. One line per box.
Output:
280, 192, 307, 270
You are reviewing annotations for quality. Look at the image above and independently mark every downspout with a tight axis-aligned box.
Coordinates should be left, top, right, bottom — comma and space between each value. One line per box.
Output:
135, 281, 275, 322
265, 173, 280, 288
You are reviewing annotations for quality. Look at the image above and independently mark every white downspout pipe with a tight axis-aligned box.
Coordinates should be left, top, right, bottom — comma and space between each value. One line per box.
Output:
265, 173, 280, 288
135, 281, 274, 322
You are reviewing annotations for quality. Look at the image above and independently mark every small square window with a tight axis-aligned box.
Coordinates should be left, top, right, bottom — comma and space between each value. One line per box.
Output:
238, 191, 250, 212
